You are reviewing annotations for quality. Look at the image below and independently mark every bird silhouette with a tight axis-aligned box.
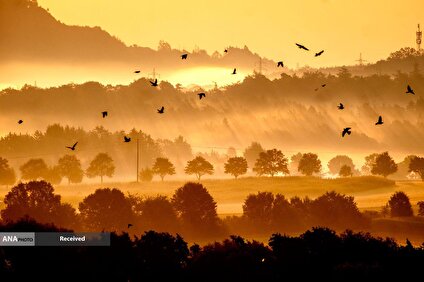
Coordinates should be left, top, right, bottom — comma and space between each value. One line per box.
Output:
181, 53, 188, 59
295, 43, 309, 51
198, 93, 206, 99
128, 223, 133, 228
342, 128, 352, 137
315, 50, 324, 57
338, 103, 344, 110
150, 79, 158, 87
322, 84, 326, 87
124, 136, 131, 142
224, 49, 228, 53
18, 120, 23, 124
101, 111, 108, 118
375, 116, 383, 125
66, 142, 78, 151
406, 85, 415, 94
157, 106, 165, 114
277, 61, 284, 67
134, 70, 141, 74
232, 68, 237, 75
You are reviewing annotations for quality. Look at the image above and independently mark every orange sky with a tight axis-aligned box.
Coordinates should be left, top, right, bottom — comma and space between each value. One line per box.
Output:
32, 0, 424, 68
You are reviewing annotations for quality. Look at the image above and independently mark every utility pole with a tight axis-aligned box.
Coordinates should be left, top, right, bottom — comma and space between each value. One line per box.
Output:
136, 138, 139, 183
417, 24, 422, 52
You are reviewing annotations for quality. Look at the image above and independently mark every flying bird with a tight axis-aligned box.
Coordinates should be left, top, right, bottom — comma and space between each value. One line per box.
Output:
134, 70, 141, 74
232, 68, 237, 75
124, 136, 131, 143
157, 106, 165, 114
406, 85, 415, 95
128, 224, 133, 229
18, 120, 23, 124
322, 84, 326, 87
150, 79, 158, 87
338, 103, 344, 110
224, 49, 228, 53
342, 128, 351, 137
295, 43, 309, 51
181, 53, 188, 59
101, 111, 108, 118
198, 93, 206, 99
277, 61, 284, 67
66, 142, 78, 151
315, 50, 324, 57
375, 116, 383, 125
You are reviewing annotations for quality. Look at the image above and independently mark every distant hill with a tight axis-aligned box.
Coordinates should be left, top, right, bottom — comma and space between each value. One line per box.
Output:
0, 0, 275, 70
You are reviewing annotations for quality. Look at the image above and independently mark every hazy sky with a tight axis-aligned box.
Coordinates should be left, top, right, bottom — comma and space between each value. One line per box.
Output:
34, 0, 424, 68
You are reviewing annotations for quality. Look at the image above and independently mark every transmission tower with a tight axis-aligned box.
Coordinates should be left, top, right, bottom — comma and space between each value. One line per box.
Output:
356, 53, 367, 66
417, 24, 422, 52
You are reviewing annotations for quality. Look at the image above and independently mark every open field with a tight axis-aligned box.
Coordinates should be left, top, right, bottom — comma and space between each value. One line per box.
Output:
2, 176, 423, 215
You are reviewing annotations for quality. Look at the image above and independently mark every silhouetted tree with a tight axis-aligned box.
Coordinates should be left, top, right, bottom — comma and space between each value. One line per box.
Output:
328, 155, 354, 175
224, 156, 248, 179
185, 156, 214, 180
57, 154, 83, 184
298, 153, 321, 176
243, 142, 265, 168
171, 182, 222, 237
79, 188, 133, 231
1, 181, 77, 228
417, 201, 424, 216
152, 157, 176, 181
371, 152, 398, 178
19, 158, 48, 180
409, 156, 424, 180
253, 149, 289, 177
131, 195, 179, 233
339, 165, 353, 177
310, 191, 366, 229
0, 157, 16, 186
243, 192, 274, 227
387, 191, 413, 217
86, 153, 115, 183
139, 167, 153, 182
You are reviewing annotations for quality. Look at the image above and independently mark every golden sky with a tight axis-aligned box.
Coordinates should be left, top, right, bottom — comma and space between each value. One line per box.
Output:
33, 0, 424, 68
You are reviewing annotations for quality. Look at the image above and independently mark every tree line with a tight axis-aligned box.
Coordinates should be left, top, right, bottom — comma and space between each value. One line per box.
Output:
0, 180, 422, 240
2, 142, 424, 185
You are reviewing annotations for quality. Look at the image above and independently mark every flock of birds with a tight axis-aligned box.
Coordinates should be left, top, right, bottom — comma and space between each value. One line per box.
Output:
14, 43, 417, 151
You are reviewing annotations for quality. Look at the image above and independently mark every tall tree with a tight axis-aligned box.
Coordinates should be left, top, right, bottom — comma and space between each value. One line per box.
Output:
298, 153, 322, 176
224, 157, 248, 179
184, 156, 214, 180
152, 157, 176, 181
86, 153, 115, 183
0, 157, 16, 186
253, 149, 289, 177
371, 152, 398, 178
57, 155, 84, 184
19, 158, 48, 181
